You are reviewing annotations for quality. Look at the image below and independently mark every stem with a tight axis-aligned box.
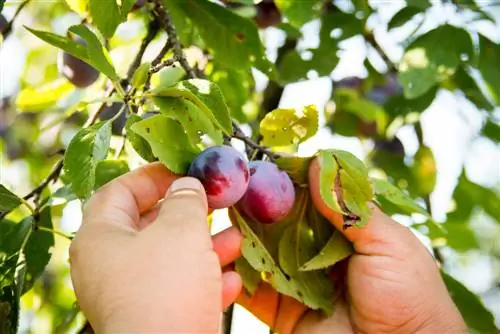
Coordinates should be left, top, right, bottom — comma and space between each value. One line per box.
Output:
1, 0, 30, 39
114, 135, 127, 159
127, 18, 160, 79
222, 304, 234, 334
23, 160, 64, 202
232, 131, 279, 160
38, 226, 74, 240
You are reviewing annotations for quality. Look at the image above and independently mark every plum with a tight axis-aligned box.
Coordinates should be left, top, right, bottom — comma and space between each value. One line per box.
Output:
254, 0, 281, 29
187, 146, 249, 209
99, 102, 128, 135
238, 161, 295, 224
0, 15, 8, 35
58, 37, 100, 88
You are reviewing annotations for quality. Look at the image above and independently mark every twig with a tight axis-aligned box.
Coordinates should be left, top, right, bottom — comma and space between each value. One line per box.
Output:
364, 31, 397, 72
151, 39, 173, 67
23, 160, 63, 202
222, 304, 234, 334
1, 0, 30, 39
232, 130, 279, 160
126, 18, 160, 80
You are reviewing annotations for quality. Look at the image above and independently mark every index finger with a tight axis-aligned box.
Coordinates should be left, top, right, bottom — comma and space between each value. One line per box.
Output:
83, 162, 179, 229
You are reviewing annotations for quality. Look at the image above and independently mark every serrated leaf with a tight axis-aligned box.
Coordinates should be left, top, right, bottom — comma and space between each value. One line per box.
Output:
235, 257, 261, 295
0, 186, 23, 217
372, 178, 428, 216
411, 146, 436, 196
95, 160, 130, 190
398, 25, 473, 99
63, 121, 112, 199
26, 25, 119, 82
478, 35, 500, 104
152, 79, 232, 136
153, 96, 223, 147
388, 6, 422, 30
131, 62, 151, 90
299, 230, 353, 271
89, 0, 135, 38
15, 79, 74, 112
275, 0, 322, 28
169, 0, 276, 78
260, 105, 318, 147
125, 115, 156, 162
131, 115, 199, 174
275, 156, 313, 186
441, 271, 497, 333
22, 206, 54, 294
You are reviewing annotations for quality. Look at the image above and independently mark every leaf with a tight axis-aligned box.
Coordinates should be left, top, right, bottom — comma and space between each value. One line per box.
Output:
384, 86, 437, 117
131, 62, 151, 90
169, 0, 276, 78
153, 96, 223, 147
478, 34, 500, 104
278, 50, 309, 83
235, 257, 261, 295
131, 115, 199, 174
407, 0, 430, 9
482, 120, 500, 143
398, 25, 473, 99
411, 146, 436, 196
152, 79, 233, 136
89, 0, 135, 38
64, 0, 87, 15
63, 121, 112, 199
125, 115, 156, 162
0, 186, 23, 217
425, 221, 479, 252
95, 160, 130, 190
275, 0, 322, 28
152, 66, 186, 90
441, 271, 497, 333
275, 156, 313, 186
22, 207, 54, 294
372, 178, 428, 216
299, 231, 353, 271
452, 66, 493, 111
260, 105, 319, 147
317, 151, 344, 214
26, 24, 119, 82
15, 79, 74, 112
388, 6, 422, 30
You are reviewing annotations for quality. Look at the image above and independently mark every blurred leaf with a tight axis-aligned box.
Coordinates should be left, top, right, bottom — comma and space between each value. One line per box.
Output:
170, 0, 277, 78
276, 156, 313, 186
482, 120, 500, 143
407, 0, 430, 9
411, 146, 436, 196
0, 217, 32, 263
299, 231, 353, 271
63, 121, 112, 199
388, 6, 422, 30
15, 79, 74, 112
22, 207, 54, 294
0, 186, 23, 217
95, 160, 130, 189
131, 62, 151, 90
398, 25, 473, 98
131, 114, 199, 174
478, 34, 500, 104
152, 79, 233, 136
384, 85, 437, 117
64, 0, 87, 15
276, 22, 302, 38
321, 12, 363, 41
26, 24, 119, 81
278, 50, 309, 83
260, 105, 318, 147
125, 115, 156, 162
235, 257, 261, 295
89, 0, 135, 38
372, 178, 428, 216
441, 271, 497, 333
152, 66, 186, 90
153, 96, 223, 147
426, 221, 479, 252
275, 0, 322, 28
452, 66, 493, 111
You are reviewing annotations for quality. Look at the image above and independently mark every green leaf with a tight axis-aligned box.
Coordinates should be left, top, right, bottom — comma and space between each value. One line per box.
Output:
388, 6, 422, 30
299, 231, 353, 271
125, 115, 157, 162
441, 271, 497, 333
384, 86, 437, 117
22, 206, 54, 294
407, 0, 430, 9
482, 120, 500, 143
64, 0, 87, 15
478, 35, 500, 104
372, 178, 428, 216
425, 221, 479, 252
89, 0, 134, 38
131, 115, 199, 174
94, 160, 130, 190
275, 156, 313, 186
452, 66, 493, 111
278, 50, 309, 83
152, 66, 186, 90
26, 25, 119, 82
169, 0, 276, 78
260, 105, 318, 147
152, 79, 233, 136
131, 62, 151, 90
275, 0, 322, 28
15, 79, 74, 112
411, 146, 436, 196
235, 257, 261, 295
0, 186, 23, 217
317, 151, 344, 215
153, 96, 223, 147
0, 217, 32, 262
398, 25, 473, 99
63, 121, 112, 199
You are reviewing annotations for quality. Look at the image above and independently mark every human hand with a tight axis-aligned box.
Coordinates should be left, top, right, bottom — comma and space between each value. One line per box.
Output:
69, 162, 243, 333
237, 157, 468, 334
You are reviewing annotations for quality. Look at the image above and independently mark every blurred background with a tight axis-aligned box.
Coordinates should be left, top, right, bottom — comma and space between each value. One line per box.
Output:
1, 0, 499, 333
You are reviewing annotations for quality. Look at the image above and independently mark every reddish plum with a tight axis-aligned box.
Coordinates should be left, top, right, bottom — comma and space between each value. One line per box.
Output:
238, 161, 295, 224
187, 146, 249, 209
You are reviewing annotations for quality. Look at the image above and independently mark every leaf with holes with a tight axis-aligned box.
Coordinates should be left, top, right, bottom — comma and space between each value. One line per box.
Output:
299, 231, 353, 271
126, 115, 156, 162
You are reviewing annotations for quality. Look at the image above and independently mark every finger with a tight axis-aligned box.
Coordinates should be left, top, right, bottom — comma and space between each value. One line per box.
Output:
222, 271, 242, 310
139, 206, 215, 231
212, 227, 242, 267
308, 157, 409, 252
84, 162, 179, 229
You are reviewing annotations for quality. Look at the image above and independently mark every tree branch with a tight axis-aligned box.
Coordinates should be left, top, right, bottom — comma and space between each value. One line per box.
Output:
126, 18, 160, 80
0, 0, 30, 39
364, 31, 397, 73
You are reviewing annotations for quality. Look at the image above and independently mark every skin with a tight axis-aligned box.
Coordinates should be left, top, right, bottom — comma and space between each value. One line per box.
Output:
70, 159, 467, 333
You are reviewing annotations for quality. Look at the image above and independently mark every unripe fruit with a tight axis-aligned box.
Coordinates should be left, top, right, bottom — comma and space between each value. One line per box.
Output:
238, 161, 295, 224
187, 146, 250, 209
58, 37, 99, 88
99, 102, 127, 135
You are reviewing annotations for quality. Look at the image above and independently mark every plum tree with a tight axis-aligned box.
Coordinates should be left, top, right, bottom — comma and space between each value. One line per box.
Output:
58, 37, 100, 88
254, 0, 281, 29
187, 145, 250, 209
238, 161, 295, 224
99, 102, 128, 135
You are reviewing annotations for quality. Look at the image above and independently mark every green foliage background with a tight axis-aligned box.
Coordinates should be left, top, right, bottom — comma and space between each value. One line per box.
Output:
0, 0, 499, 333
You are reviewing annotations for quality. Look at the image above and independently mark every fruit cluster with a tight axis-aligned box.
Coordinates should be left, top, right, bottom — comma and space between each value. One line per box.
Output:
187, 146, 295, 224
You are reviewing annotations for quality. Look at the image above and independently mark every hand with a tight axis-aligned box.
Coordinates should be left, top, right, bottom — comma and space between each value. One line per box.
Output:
69, 162, 243, 333
237, 157, 468, 334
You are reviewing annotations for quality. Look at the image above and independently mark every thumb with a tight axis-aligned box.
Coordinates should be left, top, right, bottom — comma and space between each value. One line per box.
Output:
144, 177, 211, 248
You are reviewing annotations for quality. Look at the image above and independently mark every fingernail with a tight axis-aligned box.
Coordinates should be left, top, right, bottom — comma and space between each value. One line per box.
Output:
168, 177, 203, 195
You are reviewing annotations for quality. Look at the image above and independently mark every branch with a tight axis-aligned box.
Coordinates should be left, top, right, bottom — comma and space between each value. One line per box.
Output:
1, 0, 30, 39
364, 31, 397, 73
126, 18, 160, 80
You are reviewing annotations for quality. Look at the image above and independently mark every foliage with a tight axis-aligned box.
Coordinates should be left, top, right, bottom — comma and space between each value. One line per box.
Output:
0, 0, 499, 332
